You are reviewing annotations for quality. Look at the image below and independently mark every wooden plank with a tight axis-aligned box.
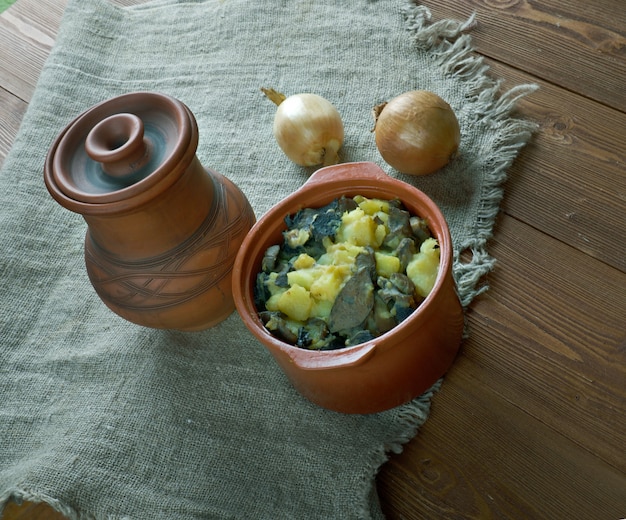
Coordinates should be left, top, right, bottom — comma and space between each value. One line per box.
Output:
490, 60, 626, 271
0, 0, 66, 167
7, 0, 66, 33
0, 88, 27, 167
378, 366, 626, 519
425, 0, 626, 111
470, 215, 626, 469
0, 0, 65, 102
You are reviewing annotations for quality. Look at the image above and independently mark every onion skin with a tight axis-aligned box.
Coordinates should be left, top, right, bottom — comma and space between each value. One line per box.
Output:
374, 90, 460, 176
272, 93, 344, 167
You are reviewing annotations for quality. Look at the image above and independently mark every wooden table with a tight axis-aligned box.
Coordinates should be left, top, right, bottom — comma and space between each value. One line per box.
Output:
1, 1, 624, 518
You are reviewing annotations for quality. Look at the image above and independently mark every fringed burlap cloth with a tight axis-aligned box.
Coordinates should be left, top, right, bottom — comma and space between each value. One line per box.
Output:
0, 1, 537, 518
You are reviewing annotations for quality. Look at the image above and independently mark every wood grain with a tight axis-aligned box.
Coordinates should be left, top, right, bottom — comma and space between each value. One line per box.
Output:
0, 90, 27, 163
0, 0, 63, 100
379, 364, 626, 519
469, 215, 625, 469
490, 61, 626, 271
1, 0, 625, 519
425, 0, 626, 111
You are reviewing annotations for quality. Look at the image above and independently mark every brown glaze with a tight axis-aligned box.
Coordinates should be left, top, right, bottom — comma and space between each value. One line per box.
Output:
232, 162, 463, 414
44, 92, 255, 331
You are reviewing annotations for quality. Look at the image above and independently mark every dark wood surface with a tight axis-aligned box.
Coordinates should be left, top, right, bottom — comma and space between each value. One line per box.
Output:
1, 0, 624, 518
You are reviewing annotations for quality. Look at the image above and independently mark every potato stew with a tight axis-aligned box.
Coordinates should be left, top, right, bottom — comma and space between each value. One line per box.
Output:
254, 195, 440, 350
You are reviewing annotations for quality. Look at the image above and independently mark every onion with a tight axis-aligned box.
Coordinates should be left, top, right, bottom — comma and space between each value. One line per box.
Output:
373, 90, 460, 176
262, 88, 344, 167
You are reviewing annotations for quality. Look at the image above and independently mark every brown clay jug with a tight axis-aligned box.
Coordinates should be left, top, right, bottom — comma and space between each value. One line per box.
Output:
44, 92, 255, 331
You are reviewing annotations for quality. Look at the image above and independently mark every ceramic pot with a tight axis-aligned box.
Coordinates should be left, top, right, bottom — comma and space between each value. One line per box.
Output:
44, 92, 255, 331
232, 162, 463, 414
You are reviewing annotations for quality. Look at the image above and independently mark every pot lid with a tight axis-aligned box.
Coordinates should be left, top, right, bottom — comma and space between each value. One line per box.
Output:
47, 92, 196, 206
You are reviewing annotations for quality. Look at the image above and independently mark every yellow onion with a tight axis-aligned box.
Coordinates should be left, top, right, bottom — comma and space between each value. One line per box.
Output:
262, 88, 344, 167
373, 90, 460, 176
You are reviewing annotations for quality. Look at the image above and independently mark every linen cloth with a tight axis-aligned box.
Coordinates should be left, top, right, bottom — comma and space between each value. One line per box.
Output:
0, 1, 537, 518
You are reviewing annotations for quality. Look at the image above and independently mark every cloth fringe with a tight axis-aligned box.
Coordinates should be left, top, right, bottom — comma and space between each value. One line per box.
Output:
404, 1, 539, 309
358, 380, 442, 520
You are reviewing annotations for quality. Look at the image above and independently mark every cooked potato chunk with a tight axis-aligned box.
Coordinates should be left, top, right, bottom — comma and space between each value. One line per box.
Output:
264, 272, 285, 296
265, 291, 284, 312
337, 208, 383, 248
310, 265, 350, 302
311, 298, 333, 319
374, 252, 401, 278
355, 195, 390, 216
287, 267, 318, 290
278, 284, 313, 322
293, 253, 316, 270
319, 242, 362, 266
406, 238, 440, 297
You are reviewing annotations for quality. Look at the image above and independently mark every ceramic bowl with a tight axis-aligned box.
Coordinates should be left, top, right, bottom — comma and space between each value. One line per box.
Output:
232, 161, 463, 414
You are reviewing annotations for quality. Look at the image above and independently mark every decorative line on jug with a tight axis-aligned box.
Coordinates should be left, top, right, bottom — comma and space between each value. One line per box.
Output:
85, 180, 255, 312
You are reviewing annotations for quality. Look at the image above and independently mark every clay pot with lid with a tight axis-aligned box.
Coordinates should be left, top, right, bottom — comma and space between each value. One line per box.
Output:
44, 92, 255, 331
232, 162, 463, 414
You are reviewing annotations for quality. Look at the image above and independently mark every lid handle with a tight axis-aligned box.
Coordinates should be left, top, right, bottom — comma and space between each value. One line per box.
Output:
85, 113, 149, 177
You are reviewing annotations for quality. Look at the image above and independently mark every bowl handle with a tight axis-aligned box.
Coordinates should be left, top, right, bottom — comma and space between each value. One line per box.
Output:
303, 161, 388, 187
286, 342, 377, 371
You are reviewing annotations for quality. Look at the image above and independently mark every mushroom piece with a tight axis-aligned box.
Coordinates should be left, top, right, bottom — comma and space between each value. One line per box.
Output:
345, 329, 375, 346
259, 311, 299, 344
382, 205, 413, 250
297, 318, 336, 350
355, 247, 377, 283
254, 272, 271, 309
410, 216, 432, 243
261, 244, 281, 273
377, 274, 419, 323
367, 293, 397, 335
328, 267, 375, 333
395, 237, 416, 272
